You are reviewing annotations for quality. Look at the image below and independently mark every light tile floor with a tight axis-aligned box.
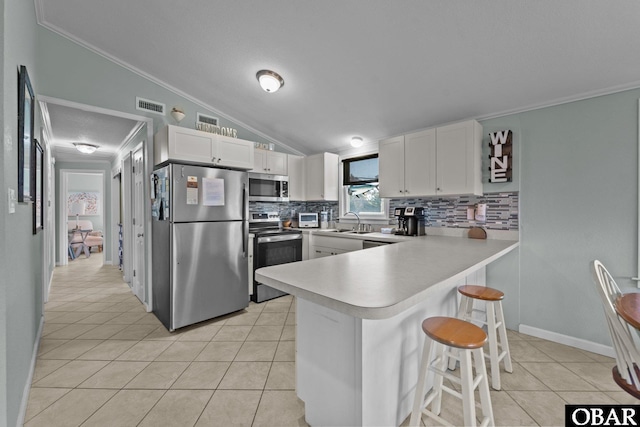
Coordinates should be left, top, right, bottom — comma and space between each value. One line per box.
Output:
24, 254, 635, 426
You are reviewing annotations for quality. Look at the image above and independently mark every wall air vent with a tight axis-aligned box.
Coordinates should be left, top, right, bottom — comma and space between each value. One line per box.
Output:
197, 113, 219, 127
136, 97, 165, 115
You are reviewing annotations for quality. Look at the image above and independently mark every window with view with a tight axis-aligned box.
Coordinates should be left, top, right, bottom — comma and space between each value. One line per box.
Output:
342, 154, 385, 216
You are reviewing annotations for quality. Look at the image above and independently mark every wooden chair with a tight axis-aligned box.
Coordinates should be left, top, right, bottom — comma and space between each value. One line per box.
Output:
591, 260, 640, 399
410, 316, 494, 427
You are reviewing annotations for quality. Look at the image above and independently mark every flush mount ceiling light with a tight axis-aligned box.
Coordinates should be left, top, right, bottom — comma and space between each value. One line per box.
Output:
256, 70, 284, 93
350, 136, 364, 148
73, 143, 99, 154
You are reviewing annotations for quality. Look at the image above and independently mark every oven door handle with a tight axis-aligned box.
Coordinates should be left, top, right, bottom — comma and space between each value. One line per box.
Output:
257, 234, 303, 244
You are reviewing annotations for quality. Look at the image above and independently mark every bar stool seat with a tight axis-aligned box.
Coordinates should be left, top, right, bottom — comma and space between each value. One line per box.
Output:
410, 316, 494, 427
451, 285, 513, 391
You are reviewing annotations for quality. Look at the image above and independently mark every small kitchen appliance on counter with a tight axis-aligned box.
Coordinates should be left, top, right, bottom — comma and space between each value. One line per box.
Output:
250, 211, 302, 302
394, 207, 425, 236
298, 212, 319, 228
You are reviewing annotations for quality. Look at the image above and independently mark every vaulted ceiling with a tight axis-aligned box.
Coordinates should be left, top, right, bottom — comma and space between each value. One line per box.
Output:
36, 1, 640, 156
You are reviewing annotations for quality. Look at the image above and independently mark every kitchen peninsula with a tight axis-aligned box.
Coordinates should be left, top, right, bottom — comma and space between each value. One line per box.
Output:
256, 234, 518, 426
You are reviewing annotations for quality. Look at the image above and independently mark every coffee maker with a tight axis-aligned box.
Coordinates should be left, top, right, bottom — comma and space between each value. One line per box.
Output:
394, 207, 425, 236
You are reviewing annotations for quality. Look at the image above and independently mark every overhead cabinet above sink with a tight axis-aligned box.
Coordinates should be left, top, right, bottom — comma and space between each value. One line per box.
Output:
379, 120, 483, 197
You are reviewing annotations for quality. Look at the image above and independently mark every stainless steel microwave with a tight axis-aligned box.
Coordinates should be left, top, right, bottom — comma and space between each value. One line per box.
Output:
248, 173, 289, 202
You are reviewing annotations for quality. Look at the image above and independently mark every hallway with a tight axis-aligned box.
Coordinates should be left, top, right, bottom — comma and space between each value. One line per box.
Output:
23, 254, 637, 426
24, 254, 304, 426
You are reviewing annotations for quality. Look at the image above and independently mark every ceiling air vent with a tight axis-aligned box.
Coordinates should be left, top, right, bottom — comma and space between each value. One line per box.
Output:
136, 97, 165, 115
197, 113, 219, 127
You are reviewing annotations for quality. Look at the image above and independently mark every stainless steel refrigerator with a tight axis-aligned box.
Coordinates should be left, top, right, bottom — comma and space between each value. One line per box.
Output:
151, 163, 248, 331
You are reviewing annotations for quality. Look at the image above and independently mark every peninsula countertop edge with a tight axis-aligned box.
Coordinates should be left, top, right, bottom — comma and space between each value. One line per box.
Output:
255, 235, 519, 320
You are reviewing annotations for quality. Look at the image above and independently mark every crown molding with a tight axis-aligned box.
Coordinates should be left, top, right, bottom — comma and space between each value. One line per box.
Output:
35, 5, 306, 156
474, 81, 640, 122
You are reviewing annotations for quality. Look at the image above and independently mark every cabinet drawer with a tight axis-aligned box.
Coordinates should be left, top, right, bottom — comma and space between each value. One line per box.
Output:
312, 236, 363, 252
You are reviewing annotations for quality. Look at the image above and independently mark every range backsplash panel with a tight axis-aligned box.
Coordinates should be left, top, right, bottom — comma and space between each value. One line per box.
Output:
389, 192, 519, 230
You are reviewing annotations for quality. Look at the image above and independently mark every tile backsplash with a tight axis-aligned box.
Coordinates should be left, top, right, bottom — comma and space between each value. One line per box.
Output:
389, 192, 519, 230
250, 191, 519, 231
249, 201, 339, 221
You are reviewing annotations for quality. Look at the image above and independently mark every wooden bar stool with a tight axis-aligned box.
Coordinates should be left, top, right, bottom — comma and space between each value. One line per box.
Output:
449, 285, 513, 390
410, 316, 494, 427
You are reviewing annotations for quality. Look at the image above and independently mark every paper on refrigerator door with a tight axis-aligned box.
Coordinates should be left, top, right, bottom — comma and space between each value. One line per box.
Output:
186, 176, 198, 205
202, 178, 225, 206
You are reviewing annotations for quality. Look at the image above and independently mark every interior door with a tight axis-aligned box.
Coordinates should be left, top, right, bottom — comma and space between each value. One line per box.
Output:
132, 147, 145, 303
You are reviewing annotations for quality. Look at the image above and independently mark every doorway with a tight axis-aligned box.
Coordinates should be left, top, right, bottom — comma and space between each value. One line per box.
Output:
59, 170, 106, 267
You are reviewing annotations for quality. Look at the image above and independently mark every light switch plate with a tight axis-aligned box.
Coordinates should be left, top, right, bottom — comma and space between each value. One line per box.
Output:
8, 188, 15, 214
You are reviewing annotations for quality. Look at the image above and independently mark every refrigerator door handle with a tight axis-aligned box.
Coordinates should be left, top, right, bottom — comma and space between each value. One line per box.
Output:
242, 183, 247, 258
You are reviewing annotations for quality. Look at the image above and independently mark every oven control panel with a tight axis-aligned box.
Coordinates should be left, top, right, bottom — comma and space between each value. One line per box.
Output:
249, 211, 281, 223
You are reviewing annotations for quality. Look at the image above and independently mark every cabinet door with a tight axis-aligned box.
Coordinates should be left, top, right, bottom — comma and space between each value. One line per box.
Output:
216, 135, 254, 170
305, 154, 324, 200
436, 121, 476, 195
267, 152, 288, 175
404, 129, 436, 197
305, 153, 339, 201
169, 126, 216, 163
288, 154, 306, 200
252, 150, 267, 172
378, 135, 405, 198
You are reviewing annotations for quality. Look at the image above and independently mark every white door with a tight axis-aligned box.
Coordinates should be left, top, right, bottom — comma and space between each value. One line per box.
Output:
122, 155, 133, 284
132, 147, 145, 303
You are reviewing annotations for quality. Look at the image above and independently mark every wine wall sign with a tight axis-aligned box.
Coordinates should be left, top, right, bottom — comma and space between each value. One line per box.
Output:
489, 130, 512, 183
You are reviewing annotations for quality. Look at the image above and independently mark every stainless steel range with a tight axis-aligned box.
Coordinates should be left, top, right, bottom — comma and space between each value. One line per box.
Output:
249, 211, 302, 303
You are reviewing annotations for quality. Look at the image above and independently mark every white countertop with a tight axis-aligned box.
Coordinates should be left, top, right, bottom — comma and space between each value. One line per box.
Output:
256, 235, 519, 319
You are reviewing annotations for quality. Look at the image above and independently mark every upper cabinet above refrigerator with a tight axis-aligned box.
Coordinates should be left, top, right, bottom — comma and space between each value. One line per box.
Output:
154, 125, 254, 170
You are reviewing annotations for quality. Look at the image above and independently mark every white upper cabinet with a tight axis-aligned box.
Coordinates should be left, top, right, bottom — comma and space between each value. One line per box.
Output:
287, 154, 306, 201
378, 120, 482, 197
305, 153, 339, 201
252, 150, 288, 175
216, 135, 255, 170
379, 129, 436, 198
378, 135, 405, 198
154, 125, 254, 170
435, 120, 482, 196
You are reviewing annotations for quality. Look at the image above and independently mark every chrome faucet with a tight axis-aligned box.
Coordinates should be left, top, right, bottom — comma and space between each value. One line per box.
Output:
345, 211, 361, 232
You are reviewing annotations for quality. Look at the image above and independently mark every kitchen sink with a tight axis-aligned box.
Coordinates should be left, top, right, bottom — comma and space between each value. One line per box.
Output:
337, 229, 371, 234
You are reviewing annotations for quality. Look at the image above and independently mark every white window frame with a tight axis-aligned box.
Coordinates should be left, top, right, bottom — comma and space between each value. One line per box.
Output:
339, 151, 389, 222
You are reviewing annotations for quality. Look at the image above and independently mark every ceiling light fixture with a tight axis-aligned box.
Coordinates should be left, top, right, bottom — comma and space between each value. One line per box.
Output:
170, 107, 185, 123
350, 136, 364, 148
256, 70, 284, 93
73, 143, 99, 154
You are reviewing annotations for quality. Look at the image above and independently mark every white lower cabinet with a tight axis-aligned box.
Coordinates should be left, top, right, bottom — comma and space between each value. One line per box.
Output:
302, 232, 310, 261
310, 235, 363, 259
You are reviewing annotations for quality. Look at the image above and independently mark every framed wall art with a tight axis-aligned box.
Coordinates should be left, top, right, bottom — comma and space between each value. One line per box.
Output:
18, 65, 35, 203
68, 192, 100, 216
33, 140, 43, 234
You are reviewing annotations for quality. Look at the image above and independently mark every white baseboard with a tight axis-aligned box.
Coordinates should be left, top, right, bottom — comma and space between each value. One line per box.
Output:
16, 315, 45, 427
519, 324, 615, 358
